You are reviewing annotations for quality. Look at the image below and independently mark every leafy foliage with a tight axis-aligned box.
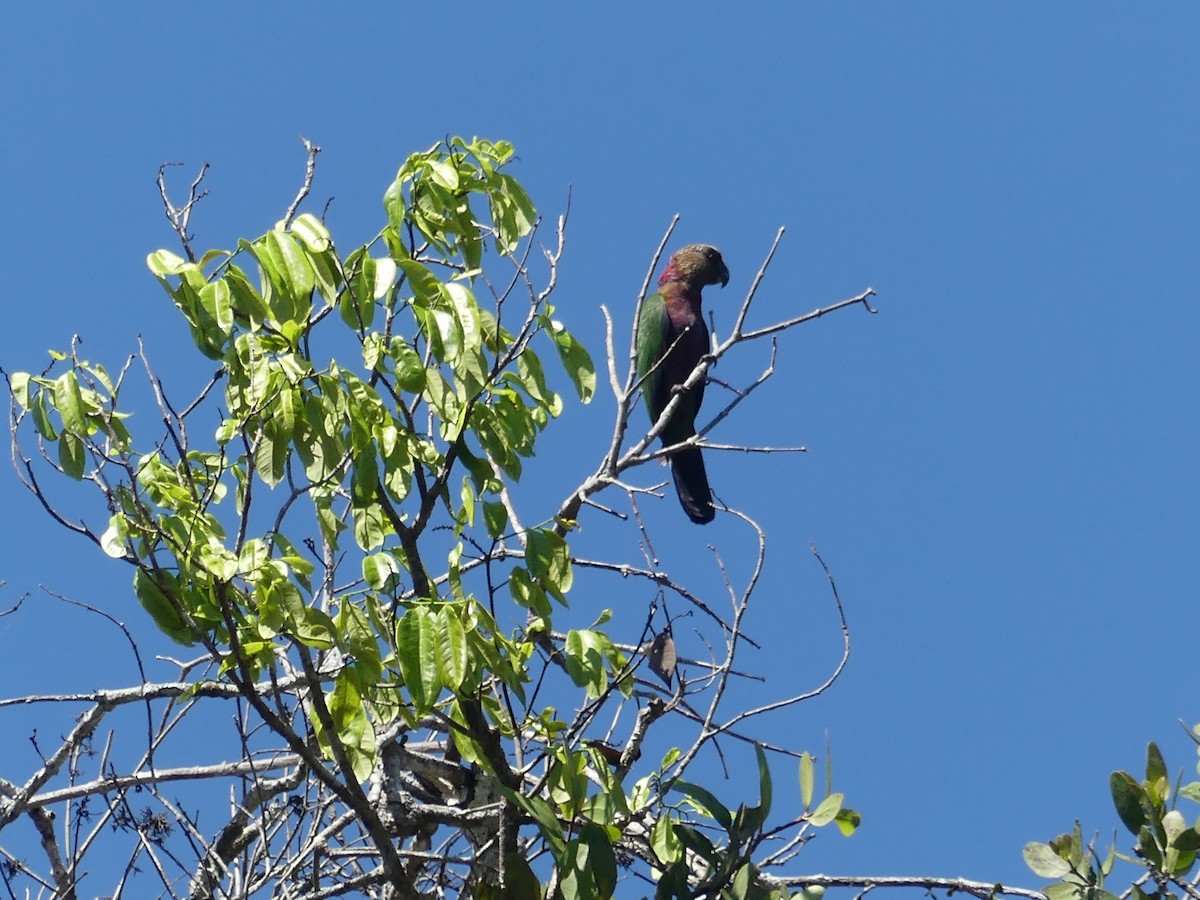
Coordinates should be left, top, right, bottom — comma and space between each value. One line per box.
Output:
1026, 734, 1200, 900
4, 138, 864, 898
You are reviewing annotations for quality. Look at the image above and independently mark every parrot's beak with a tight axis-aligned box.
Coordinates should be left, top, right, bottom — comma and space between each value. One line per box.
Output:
718, 262, 730, 287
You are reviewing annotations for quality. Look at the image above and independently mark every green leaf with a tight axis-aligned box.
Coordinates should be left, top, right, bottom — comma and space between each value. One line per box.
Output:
363, 551, 403, 591
1146, 741, 1168, 786
501, 853, 543, 900
58, 431, 85, 479
547, 320, 595, 403
755, 744, 773, 822
295, 606, 337, 650
652, 815, 682, 864
391, 341, 426, 393
808, 792, 843, 827
580, 823, 618, 900
320, 672, 376, 782
1138, 824, 1163, 867
834, 807, 862, 836
673, 823, 718, 862
146, 248, 191, 276
340, 248, 377, 331
53, 371, 87, 435
673, 780, 732, 831
731, 863, 753, 900
1173, 826, 1200, 854
100, 514, 129, 559
435, 607, 469, 690
526, 528, 573, 601
799, 752, 815, 810
483, 501, 508, 538
564, 629, 608, 698
254, 422, 288, 487
1023, 842, 1073, 879
396, 257, 442, 307
31, 391, 59, 440
396, 606, 441, 713
198, 278, 235, 338
1111, 771, 1148, 837
134, 569, 195, 646
1180, 782, 1200, 804
9, 371, 30, 409
352, 501, 388, 552
290, 212, 331, 252
1044, 885, 1087, 900
509, 566, 550, 616
263, 229, 315, 318
444, 282, 482, 355
508, 790, 565, 859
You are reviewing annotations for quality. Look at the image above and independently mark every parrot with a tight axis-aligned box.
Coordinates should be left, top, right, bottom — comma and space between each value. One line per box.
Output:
635, 243, 729, 524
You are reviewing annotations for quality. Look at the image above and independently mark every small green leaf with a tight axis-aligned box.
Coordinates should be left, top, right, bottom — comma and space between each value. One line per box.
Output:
547, 320, 595, 403
799, 752, 815, 810
755, 744, 773, 822
526, 528, 573, 601
391, 341, 426, 393
320, 673, 376, 782
146, 248, 191, 276
396, 606, 441, 713
502, 853, 542, 900
731, 863, 753, 900
834, 808, 862, 836
134, 569, 195, 646
1023, 842, 1073, 879
9, 371, 30, 409
1146, 742, 1168, 786
58, 431, 85, 479
483, 501, 508, 538
580, 823, 618, 900
1138, 824, 1163, 867
509, 566, 550, 617
1111, 771, 1148, 837
672, 780, 732, 831
290, 212, 331, 252
435, 607, 469, 690
651, 815, 682, 864
362, 551, 402, 591
100, 515, 129, 559
564, 629, 608, 698
808, 792, 843, 827
508, 790, 565, 858
53, 371, 87, 434
1173, 826, 1200, 854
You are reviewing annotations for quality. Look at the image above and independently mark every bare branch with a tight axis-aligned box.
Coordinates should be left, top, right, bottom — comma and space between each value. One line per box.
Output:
772, 874, 1047, 900
156, 161, 210, 262
283, 137, 323, 229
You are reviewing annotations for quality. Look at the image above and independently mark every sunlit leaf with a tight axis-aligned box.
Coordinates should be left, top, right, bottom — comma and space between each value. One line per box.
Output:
809, 792, 843, 827
396, 606, 441, 713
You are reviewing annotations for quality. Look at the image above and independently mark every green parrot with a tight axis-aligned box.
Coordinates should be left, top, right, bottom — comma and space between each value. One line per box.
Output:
635, 244, 729, 524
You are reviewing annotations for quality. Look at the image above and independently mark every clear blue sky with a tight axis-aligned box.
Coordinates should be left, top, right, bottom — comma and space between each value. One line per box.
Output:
3, 2, 1198, 894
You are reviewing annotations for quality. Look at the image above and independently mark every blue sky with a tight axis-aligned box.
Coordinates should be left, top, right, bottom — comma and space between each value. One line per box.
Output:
3, 2, 1199, 895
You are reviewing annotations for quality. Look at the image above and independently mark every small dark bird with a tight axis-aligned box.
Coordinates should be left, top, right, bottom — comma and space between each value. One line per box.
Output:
634, 244, 729, 524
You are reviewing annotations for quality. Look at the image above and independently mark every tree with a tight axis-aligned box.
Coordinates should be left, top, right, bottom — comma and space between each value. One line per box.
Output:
2, 133, 892, 899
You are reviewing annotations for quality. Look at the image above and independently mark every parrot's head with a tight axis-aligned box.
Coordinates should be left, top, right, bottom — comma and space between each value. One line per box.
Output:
665, 244, 730, 289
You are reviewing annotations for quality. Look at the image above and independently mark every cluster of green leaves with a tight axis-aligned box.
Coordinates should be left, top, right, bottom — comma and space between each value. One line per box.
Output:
650, 748, 859, 900
1025, 735, 1200, 900
11, 138, 595, 781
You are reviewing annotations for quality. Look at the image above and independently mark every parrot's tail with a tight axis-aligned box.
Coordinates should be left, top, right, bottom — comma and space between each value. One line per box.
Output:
671, 446, 715, 525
